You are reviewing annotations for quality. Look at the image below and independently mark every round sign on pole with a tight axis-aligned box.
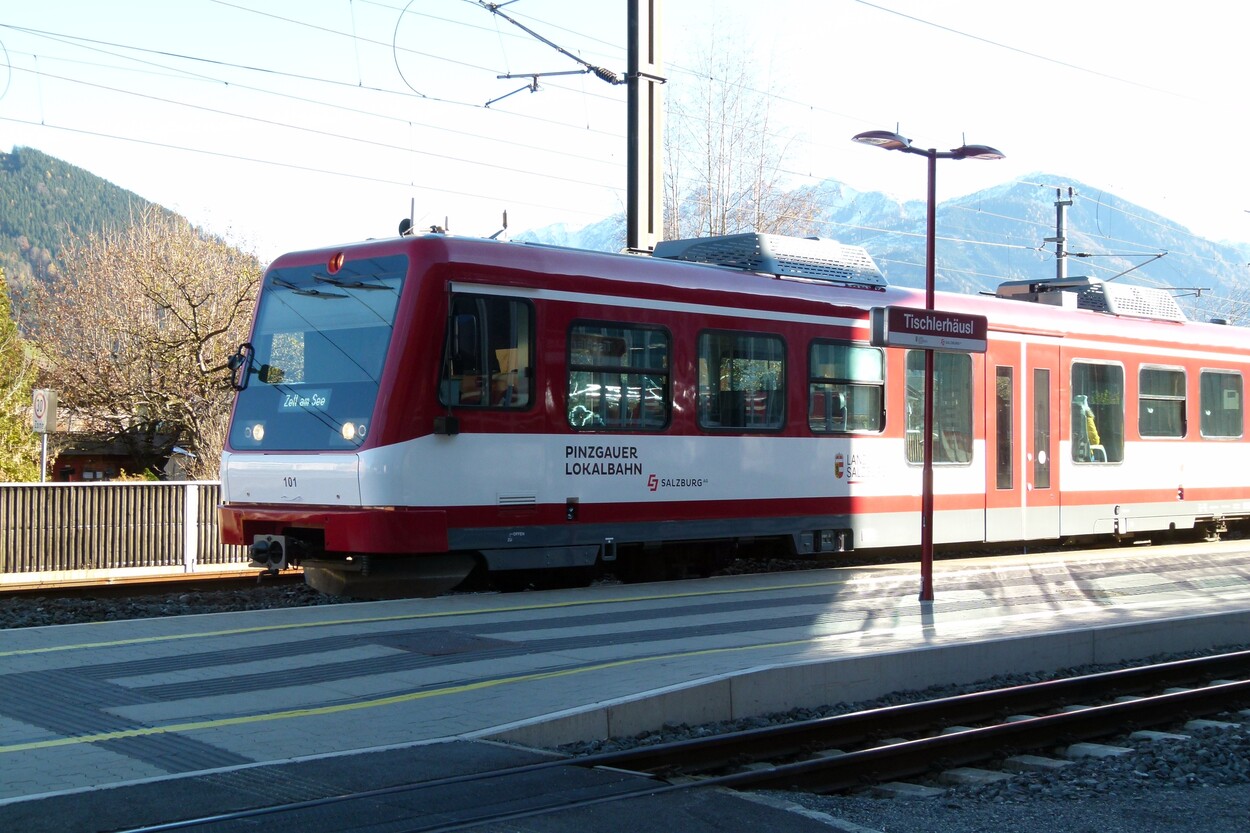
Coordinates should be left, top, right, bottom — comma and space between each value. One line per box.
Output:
32, 389, 58, 434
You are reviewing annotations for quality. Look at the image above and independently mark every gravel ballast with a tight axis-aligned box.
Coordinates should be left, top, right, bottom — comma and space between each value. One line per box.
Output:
0, 581, 347, 629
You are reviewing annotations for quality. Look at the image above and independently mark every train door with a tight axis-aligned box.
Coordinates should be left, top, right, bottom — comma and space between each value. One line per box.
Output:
1025, 341, 1060, 539
984, 338, 1060, 541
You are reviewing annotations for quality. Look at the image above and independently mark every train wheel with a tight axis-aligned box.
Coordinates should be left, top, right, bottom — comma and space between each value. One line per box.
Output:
303, 553, 477, 599
541, 566, 596, 589
491, 566, 597, 592
490, 571, 534, 592
616, 546, 666, 584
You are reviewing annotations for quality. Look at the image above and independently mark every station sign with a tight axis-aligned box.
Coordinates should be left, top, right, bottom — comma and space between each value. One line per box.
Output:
870, 306, 987, 353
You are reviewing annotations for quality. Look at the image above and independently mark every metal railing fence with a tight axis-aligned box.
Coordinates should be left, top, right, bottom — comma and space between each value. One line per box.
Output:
0, 481, 249, 583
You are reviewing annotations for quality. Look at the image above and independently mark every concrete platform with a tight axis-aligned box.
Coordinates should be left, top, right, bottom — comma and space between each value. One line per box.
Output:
0, 740, 844, 833
1, 541, 1249, 830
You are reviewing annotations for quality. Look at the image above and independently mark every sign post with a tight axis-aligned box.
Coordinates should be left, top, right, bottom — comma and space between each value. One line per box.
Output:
31, 389, 58, 483
871, 306, 987, 599
852, 129, 1003, 601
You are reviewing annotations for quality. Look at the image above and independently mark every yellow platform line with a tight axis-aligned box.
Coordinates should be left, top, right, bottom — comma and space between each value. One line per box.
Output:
0, 637, 815, 754
0, 571, 907, 658
5, 589, 1231, 757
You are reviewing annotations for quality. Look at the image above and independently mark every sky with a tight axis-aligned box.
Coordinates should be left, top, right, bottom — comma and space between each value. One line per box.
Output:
1, 0, 1248, 264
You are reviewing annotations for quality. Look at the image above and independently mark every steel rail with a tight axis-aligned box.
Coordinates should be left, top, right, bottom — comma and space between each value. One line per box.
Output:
708, 679, 1250, 793
115, 651, 1250, 832
577, 649, 1250, 774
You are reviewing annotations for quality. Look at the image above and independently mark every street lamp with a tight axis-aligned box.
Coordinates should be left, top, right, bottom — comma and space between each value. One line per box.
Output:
852, 129, 1004, 602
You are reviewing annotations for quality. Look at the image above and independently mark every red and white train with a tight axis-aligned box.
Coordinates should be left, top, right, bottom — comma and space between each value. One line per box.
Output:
218, 230, 1250, 595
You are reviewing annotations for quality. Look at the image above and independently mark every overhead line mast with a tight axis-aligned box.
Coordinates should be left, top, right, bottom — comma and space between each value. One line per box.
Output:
477, 1, 664, 252
626, 0, 664, 253
1048, 186, 1073, 279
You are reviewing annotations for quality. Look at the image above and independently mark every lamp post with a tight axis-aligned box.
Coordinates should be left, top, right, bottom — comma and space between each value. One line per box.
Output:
851, 130, 1004, 601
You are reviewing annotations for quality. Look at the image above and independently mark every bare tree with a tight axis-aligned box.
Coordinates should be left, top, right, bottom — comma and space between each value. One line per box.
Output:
664, 30, 819, 240
0, 267, 40, 481
25, 207, 260, 479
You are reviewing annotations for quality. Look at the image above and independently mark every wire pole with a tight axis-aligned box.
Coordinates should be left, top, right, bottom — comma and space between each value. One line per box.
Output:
626, 0, 664, 253
1054, 186, 1073, 279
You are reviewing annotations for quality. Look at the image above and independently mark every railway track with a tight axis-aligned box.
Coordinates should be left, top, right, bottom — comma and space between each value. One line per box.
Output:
0, 533, 1192, 628
0, 547, 943, 629
116, 650, 1250, 833
588, 648, 1250, 793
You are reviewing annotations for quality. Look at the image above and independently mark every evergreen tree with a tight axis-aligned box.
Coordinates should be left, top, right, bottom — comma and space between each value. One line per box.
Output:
0, 146, 163, 324
0, 267, 40, 481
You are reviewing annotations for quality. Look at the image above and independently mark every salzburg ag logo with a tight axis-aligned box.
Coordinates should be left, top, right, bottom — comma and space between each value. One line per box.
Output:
646, 473, 706, 491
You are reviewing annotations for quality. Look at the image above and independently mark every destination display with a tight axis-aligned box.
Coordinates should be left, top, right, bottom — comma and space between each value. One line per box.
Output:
278, 388, 331, 412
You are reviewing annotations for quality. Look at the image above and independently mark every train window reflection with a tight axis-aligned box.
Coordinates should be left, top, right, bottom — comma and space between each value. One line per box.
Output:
226, 255, 405, 451
440, 294, 533, 409
808, 341, 883, 434
1071, 361, 1124, 463
995, 366, 1014, 489
1138, 366, 1186, 438
1200, 370, 1243, 438
697, 331, 785, 431
567, 323, 670, 430
905, 351, 973, 464
1033, 368, 1051, 489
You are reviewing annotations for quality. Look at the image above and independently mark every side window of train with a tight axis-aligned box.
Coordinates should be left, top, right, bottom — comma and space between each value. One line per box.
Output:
904, 351, 973, 464
567, 323, 670, 431
995, 367, 1014, 489
1200, 370, 1244, 438
1138, 366, 1186, 438
1070, 361, 1124, 463
808, 341, 884, 433
697, 331, 786, 431
439, 294, 534, 409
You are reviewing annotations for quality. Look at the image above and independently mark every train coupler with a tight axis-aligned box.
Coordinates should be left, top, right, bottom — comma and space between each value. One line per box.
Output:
250, 534, 311, 573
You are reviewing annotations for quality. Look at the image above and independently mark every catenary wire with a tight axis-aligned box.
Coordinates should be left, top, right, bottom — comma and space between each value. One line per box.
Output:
0, 2, 1242, 284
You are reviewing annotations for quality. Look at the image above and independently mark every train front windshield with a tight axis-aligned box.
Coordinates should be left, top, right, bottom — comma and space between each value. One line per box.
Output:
228, 254, 406, 451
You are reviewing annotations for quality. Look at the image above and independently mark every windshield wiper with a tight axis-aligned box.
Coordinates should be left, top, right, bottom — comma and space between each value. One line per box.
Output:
271, 276, 347, 298
314, 274, 391, 291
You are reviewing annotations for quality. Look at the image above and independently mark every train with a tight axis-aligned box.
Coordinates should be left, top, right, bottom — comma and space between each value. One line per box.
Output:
218, 229, 1250, 596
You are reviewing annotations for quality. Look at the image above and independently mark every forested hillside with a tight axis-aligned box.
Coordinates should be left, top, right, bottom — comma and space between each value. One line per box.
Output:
0, 146, 161, 314
0, 148, 261, 481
